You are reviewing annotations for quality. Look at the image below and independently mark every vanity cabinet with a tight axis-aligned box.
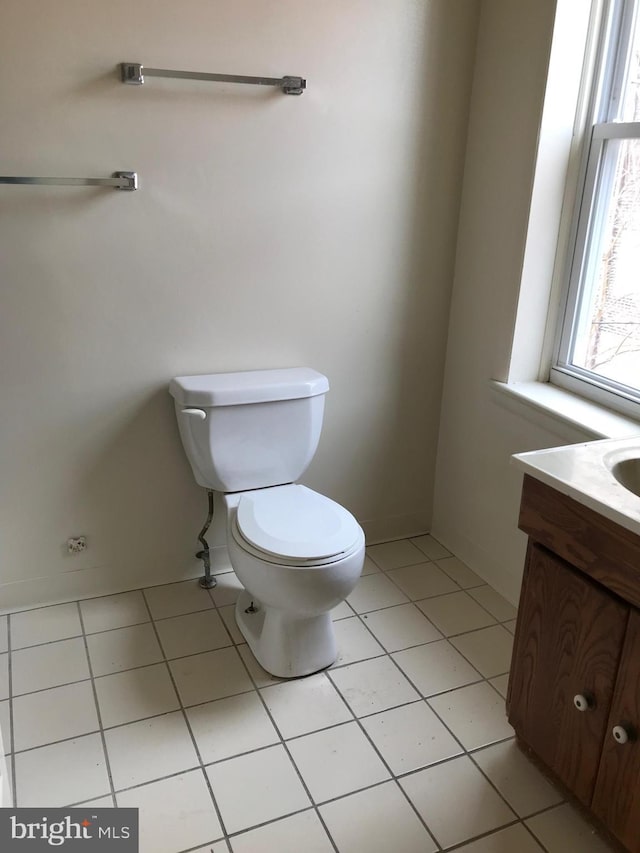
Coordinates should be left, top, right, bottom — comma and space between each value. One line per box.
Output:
592, 609, 640, 845
508, 475, 640, 852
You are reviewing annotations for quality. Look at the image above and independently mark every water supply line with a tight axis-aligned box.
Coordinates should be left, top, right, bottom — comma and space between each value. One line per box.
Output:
196, 489, 217, 589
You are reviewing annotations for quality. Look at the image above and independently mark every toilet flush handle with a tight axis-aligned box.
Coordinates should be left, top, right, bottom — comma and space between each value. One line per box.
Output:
181, 408, 207, 420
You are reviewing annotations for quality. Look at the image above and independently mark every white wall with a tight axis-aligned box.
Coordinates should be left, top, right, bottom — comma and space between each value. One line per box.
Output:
0, 0, 479, 609
431, 0, 597, 604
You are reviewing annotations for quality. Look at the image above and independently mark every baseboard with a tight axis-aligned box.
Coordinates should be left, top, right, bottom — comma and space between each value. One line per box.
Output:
0, 545, 233, 615
360, 512, 430, 545
0, 510, 432, 614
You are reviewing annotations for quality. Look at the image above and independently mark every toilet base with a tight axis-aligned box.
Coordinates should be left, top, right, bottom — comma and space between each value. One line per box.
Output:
235, 590, 337, 678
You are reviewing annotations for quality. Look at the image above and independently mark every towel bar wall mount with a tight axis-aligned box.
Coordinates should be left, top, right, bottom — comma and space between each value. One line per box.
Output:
120, 62, 306, 95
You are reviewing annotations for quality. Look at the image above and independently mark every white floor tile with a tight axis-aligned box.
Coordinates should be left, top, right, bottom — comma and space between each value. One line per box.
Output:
386, 563, 458, 601
80, 591, 149, 634
12, 638, 89, 695
218, 604, 244, 643
366, 540, 425, 570
410, 535, 452, 561
288, 721, 390, 803
435, 556, 484, 589
237, 644, 284, 688
169, 647, 254, 707
468, 586, 518, 622
0, 655, 8, 700
206, 744, 310, 834
361, 555, 381, 575
456, 824, 545, 853
209, 572, 244, 607
15, 733, 110, 807
0, 538, 574, 853
261, 673, 352, 739
473, 739, 564, 817
526, 803, 614, 853
361, 603, 441, 651
155, 609, 231, 659
361, 702, 462, 774
320, 780, 437, 853
347, 574, 409, 614
428, 682, 513, 750
416, 591, 496, 636
95, 663, 180, 728
10, 603, 82, 649
105, 711, 199, 791
489, 674, 510, 698
144, 580, 215, 620
331, 600, 355, 620
187, 692, 279, 763
400, 755, 516, 849
392, 640, 481, 697
450, 625, 514, 678
117, 769, 223, 853
230, 809, 334, 853
13, 680, 99, 751
331, 617, 385, 667
329, 656, 420, 717
0, 700, 11, 754
87, 623, 163, 677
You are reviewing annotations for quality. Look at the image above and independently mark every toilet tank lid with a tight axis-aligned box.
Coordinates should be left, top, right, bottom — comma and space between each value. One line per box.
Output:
169, 368, 329, 407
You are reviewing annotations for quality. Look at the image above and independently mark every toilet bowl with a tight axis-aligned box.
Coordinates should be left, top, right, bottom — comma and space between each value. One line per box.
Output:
226, 485, 364, 677
169, 367, 365, 677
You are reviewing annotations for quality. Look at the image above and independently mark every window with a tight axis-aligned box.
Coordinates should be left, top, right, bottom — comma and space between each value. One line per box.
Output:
552, 0, 640, 416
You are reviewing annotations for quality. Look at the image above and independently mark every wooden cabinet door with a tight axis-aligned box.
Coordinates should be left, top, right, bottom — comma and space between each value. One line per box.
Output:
508, 542, 628, 805
593, 609, 640, 851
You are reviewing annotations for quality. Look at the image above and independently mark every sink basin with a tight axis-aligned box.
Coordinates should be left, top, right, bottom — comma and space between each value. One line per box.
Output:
611, 458, 640, 498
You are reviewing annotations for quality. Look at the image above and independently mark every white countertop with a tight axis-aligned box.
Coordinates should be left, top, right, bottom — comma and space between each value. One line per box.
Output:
512, 437, 640, 538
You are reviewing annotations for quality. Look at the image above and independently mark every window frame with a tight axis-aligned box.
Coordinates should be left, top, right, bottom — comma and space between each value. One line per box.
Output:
551, 0, 640, 418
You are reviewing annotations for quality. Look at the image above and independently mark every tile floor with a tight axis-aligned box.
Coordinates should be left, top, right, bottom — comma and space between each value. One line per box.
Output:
0, 535, 616, 852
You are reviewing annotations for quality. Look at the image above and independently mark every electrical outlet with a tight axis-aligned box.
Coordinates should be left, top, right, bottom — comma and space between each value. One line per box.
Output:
67, 536, 87, 554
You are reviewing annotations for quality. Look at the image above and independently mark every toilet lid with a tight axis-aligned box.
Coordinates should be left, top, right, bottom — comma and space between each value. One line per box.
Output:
236, 485, 362, 561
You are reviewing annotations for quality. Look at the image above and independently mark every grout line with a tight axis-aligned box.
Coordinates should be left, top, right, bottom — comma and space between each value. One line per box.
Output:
140, 587, 230, 842
322, 676, 443, 850
6, 615, 16, 807
76, 601, 118, 808
67, 763, 200, 802
206, 590, 345, 852
217, 621, 342, 852
10, 632, 85, 652
443, 818, 528, 852
176, 838, 231, 853
349, 580, 489, 616
335, 635, 524, 848
224, 804, 335, 844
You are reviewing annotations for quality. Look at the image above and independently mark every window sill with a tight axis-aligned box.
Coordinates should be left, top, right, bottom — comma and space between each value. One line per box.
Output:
489, 380, 640, 441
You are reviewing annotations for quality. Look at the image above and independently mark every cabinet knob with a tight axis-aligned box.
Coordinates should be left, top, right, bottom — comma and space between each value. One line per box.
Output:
573, 694, 593, 712
613, 725, 631, 745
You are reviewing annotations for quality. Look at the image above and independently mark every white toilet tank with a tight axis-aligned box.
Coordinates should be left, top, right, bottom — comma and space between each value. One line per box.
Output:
169, 368, 330, 492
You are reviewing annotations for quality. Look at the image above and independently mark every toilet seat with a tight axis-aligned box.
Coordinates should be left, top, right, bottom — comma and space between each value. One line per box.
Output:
233, 484, 361, 566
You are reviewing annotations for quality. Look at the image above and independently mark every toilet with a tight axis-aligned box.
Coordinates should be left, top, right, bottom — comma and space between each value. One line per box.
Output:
169, 368, 365, 678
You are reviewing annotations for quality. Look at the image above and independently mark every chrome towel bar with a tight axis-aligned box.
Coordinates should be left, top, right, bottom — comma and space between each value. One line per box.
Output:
0, 172, 138, 191
120, 62, 306, 95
